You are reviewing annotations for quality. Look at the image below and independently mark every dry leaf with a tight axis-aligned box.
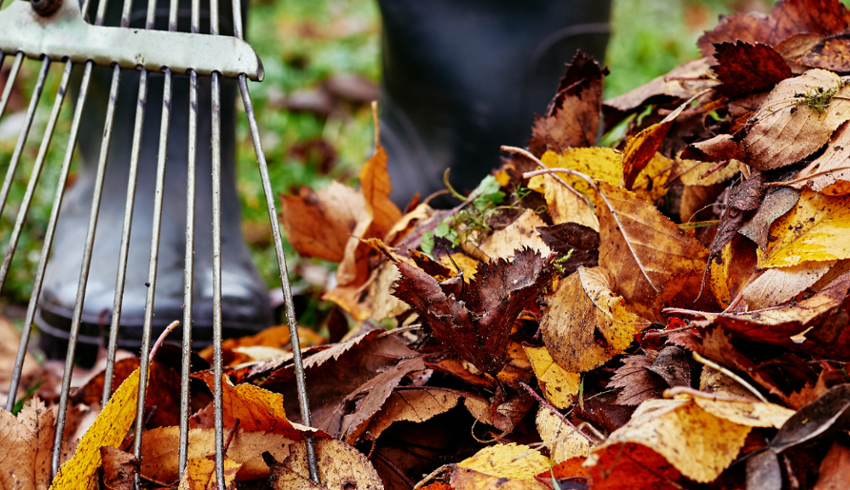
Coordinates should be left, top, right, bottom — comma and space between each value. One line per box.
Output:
595, 181, 709, 316
51, 368, 142, 490
713, 42, 792, 98
267, 438, 383, 490
586, 399, 751, 483
535, 407, 593, 464
140, 427, 294, 483
479, 210, 551, 260
739, 261, 835, 310
621, 98, 690, 190
393, 248, 550, 375
694, 367, 795, 429
759, 189, 850, 268
367, 261, 409, 321
607, 352, 666, 406
791, 120, 850, 195
540, 267, 650, 372
813, 441, 850, 490
364, 387, 464, 442
739, 185, 801, 251
0, 397, 54, 490
280, 182, 365, 262
677, 157, 741, 186
457, 443, 550, 483
604, 57, 715, 115
527, 173, 598, 230
100, 447, 139, 490
522, 345, 580, 409
177, 454, 240, 490
742, 69, 850, 170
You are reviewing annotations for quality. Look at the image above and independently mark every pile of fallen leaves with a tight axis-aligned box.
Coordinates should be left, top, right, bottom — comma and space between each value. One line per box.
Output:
9, 0, 850, 488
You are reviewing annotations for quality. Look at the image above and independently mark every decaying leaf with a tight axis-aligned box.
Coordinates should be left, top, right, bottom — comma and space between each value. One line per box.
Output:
738, 261, 834, 310
177, 454, 240, 490
695, 367, 796, 429
759, 189, 850, 268
393, 248, 550, 375
0, 397, 54, 490
791, 120, 850, 195
478, 209, 551, 261
454, 443, 550, 487
607, 352, 666, 406
51, 368, 142, 490
586, 399, 751, 484
541, 267, 650, 372
267, 438, 383, 490
742, 69, 850, 170
101, 447, 139, 490
621, 97, 691, 190
364, 387, 465, 442
522, 345, 580, 409
603, 57, 716, 115
527, 172, 598, 230
713, 41, 792, 98
536, 407, 594, 464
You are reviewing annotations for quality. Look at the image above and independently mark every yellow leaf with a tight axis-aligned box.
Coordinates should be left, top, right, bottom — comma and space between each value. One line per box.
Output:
540, 148, 622, 197
677, 156, 741, 186
693, 368, 796, 429
457, 443, 549, 481
178, 455, 241, 490
522, 345, 580, 409
438, 253, 478, 282
541, 267, 650, 372
630, 152, 672, 203
268, 438, 383, 489
528, 173, 599, 230
479, 209, 551, 261
50, 368, 141, 490
586, 399, 750, 483
451, 468, 548, 490
536, 407, 592, 464
759, 189, 850, 268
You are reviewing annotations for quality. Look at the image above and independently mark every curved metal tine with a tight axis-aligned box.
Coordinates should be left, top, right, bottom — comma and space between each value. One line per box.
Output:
52, 62, 121, 475
0, 52, 23, 122
236, 74, 320, 483
0, 57, 50, 225
132, 0, 177, 475
230, 0, 318, 480
5, 60, 83, 413
0, 60, 72, 298
209, 0, 226, 487
179, 0, 200, 477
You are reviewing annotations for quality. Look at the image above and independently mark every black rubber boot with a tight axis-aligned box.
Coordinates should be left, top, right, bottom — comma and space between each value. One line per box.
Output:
37, 0, 272, 364
377, 0, 611, 207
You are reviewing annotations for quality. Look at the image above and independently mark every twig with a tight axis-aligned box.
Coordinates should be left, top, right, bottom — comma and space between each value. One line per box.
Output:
691, 352, 768, 403
511, 152, 660, 294
148, 320, 180, 364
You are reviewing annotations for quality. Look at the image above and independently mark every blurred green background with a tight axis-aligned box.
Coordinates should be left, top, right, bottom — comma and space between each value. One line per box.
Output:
0, 0, 794, 325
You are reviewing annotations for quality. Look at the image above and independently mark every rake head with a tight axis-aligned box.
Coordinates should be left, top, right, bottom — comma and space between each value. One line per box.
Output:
0, 0, 318, 484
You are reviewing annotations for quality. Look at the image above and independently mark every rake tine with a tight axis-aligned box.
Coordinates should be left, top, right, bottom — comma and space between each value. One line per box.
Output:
0, 52, 23, 122
132, 0, 177, 479
178, 0, 200, 477
0, 57, 50, 224
209, 0, 226, 486
230, 0, 319, 480
0, 60, 72, 294
5, 59, 82, 413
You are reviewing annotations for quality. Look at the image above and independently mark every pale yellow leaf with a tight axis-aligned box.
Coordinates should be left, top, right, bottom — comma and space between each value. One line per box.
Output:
522, 345, 580, 409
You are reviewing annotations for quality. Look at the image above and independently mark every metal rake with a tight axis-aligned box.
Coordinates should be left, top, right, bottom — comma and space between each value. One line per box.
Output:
0, 0, 319, 485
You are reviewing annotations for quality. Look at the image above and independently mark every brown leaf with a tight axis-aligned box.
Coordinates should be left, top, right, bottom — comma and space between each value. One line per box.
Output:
595, 181, 709, 317
697, 0, 850, 56
140, 427, 295, 483
739, 185, 801, 250
478, 210, 551, 261
260, 330, 419, 434
280, 182, 365, 262
0, 397, 54, 490
622, 97, 691, 190
586, 399, 751, 484
101, 447, 139, 490
813, 441, 850, 490
529, 53, 606, 156
603, 57, 716, 115
713, 42, 792, 98
339, 356, 426, 444
607, 352, 666, 406
743, 69, 850, 170
190, 372, 307, 440
363, 387, 465, 442
540, 267, 650, 372
393, 248, 550, 375
799, 33, 850, 73
739, 261, 835, 310
267, 438, 383, 490
791, 121, 850, 195
681, 134, 748, 163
